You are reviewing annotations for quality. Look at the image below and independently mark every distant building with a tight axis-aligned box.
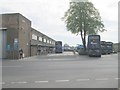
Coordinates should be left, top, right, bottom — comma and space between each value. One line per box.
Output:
113, 43, 120, 52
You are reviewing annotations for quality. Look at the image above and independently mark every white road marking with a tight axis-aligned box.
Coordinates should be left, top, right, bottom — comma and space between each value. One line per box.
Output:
56, 80, 70, 82
47, 53, 74, 56
0, 82, 5, 84
76, 79, 90, 81
0, 66, 22, 68
3, 77, 117, 85
95, 78, 109, 81
35, 81, 48, 83
47, 59, 64, 61
11, 81, 27, 84
115, 78, 120, 80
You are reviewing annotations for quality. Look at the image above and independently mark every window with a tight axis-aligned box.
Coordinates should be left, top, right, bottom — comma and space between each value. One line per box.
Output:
39, 36, 42, 41
32, 34, 37, 40
43, 38, 46, 43
49, 40, 51, 44
47, 40, 49, 43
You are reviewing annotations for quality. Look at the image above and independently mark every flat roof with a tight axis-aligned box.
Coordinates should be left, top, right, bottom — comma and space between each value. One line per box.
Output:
1, 13, 31, 22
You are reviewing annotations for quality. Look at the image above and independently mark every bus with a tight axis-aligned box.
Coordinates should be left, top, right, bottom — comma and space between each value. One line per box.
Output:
55, 41, 62, 53
106, 42, 113, 54
87, 35, 101, 57
101, 41, 107, 55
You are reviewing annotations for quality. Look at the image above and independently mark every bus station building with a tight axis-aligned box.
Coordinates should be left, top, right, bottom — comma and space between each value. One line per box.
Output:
0, 13, 56, 59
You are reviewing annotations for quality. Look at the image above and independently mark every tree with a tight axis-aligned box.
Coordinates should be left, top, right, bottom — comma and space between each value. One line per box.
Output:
62, 0, 106, 51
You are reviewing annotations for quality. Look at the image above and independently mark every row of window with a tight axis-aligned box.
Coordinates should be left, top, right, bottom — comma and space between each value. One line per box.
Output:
32, 34, 55, 44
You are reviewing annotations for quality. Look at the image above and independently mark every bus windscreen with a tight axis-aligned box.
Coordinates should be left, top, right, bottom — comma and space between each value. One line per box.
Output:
88, 36, 100, 49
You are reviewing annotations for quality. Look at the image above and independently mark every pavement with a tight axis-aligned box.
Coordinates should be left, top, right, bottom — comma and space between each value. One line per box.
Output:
2, 52, 118, 88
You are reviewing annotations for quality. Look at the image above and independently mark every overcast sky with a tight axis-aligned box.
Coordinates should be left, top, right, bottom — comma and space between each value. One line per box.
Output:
0, 0, 118, 46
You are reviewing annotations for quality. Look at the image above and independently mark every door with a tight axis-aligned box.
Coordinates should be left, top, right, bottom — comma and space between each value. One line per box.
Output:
2, 30, 7, 58
0, 30, 2, 59
0, 29, 7, 59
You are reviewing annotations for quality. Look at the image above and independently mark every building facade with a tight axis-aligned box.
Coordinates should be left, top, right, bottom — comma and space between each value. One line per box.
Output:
1, 13, 55, 59
30, 28, 55, 56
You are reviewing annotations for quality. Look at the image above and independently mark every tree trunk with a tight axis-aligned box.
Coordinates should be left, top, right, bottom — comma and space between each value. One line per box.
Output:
83, 20, 87, 51
83, 30, 86, 51
83, 39, 86, 51
80, 30, 86, 51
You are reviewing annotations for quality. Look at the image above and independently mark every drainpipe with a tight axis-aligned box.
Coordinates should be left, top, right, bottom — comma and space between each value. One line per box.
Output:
30, 40, 31, 56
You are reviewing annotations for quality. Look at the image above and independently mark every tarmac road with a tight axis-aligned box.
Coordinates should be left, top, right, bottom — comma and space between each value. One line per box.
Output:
2, 52, 118, 88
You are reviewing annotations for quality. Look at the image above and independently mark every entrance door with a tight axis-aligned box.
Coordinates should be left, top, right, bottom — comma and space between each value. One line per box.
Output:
0, 30, 2, 59
0, 29, 7, 59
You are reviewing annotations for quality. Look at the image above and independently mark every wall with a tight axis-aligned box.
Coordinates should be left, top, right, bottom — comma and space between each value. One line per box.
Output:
30, 28, 56, 56
2, 13, 19, 59
31, 45, 38, 56
118, 43, 120, 52
113, 43, 120, 52
113, 43, 118, 52
18, 14, 31, 58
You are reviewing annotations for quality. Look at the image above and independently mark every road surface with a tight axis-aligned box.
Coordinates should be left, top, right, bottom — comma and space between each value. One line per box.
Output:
2, 52, 118, 88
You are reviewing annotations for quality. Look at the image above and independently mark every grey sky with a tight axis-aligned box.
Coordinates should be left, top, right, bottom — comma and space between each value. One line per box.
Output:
0, 0, 118, 46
